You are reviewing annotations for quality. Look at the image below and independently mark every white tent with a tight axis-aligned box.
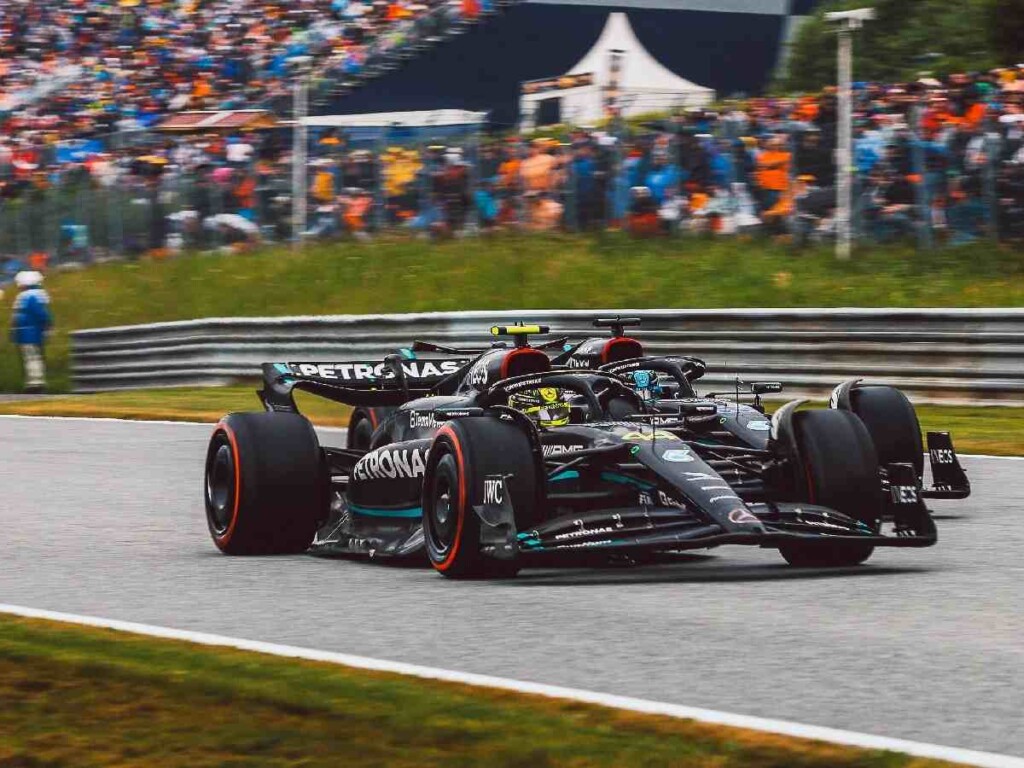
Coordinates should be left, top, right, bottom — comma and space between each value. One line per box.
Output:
519, 13, 714, 130
301, 109, 487, 128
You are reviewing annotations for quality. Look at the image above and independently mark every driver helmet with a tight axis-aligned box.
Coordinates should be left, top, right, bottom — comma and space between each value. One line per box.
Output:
629, 369, 663, 400
508, 387, 570, 428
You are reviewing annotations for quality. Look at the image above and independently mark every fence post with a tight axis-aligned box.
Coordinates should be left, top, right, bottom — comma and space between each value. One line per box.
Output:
983, 123, 1000, 243
467, 119, 481, 235
373, 125, 389, 233
910, 103, 934, 251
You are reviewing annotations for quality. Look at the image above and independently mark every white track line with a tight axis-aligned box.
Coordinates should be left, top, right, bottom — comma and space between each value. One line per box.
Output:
1, 604, 1020, 768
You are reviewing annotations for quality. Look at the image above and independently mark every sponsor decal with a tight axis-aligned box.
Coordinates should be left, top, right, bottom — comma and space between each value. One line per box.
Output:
660, 448, 694, 463
352, 447, 427, 481
709, 495, 742, 504
566, 356, 592, 369
606, 359, 641, 373
929, 448, 954, 465
542, 443, 586, 456
728, 508, 760, 524
408, 410, 440, 430
658, 491, 688, 511
503, 377, 544, 393
554, 525, 614, 542
746, 420, 771, 431
558, 539, 615, 549
468, 361, 488, 387
483, 479, 504, 505
638, 491, 654, 506
621, 430, 680, 442
683, 471, 718, 481
891, 484, 919, 505
797, 516, 849, 531
292, 360, 462, 382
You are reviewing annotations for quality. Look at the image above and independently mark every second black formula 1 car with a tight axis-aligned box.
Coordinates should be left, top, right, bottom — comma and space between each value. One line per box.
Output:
203, 324, 968, 578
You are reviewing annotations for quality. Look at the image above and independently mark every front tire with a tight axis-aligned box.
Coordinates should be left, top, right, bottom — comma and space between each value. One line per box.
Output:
422, 418, 538, 579
204, 412, 325, 555
848, 385, 924, 477
779, 409, 881, 567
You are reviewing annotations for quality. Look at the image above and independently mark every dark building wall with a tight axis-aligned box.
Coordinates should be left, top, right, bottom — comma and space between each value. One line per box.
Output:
323, 3, 795, 126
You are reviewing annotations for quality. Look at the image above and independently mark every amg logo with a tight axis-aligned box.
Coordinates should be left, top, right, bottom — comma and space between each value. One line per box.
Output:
294, 360, 462, 382
930, 448, 954, 464
352, 447, 427, 481
408, 411, 439, 430
542, 444, 585, 456
483, 479, 504, 505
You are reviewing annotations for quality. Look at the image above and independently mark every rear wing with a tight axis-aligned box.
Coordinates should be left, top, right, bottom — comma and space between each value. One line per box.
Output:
259, 357, 472, 411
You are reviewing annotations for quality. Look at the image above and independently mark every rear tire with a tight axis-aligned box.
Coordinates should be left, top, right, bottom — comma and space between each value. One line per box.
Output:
204, 412, 325, 555
422, 418, 538, 579
347, 409, 375, 450
779, 409, 881, 567
848, 385, 923, 477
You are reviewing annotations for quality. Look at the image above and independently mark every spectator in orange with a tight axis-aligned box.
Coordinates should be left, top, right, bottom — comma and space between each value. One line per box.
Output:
755, 134, 791, 214
520, 139, 558, 194
525, 191, 563, 231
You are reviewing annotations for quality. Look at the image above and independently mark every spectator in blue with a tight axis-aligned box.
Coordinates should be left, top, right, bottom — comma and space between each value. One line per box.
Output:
644, 148, 681, 208
572, 143, 599, 229
10, 271, 52, 393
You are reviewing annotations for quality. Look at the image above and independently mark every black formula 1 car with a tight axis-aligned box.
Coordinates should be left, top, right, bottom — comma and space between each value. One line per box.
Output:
553, 317, 973, 498
203, 324, 969, 578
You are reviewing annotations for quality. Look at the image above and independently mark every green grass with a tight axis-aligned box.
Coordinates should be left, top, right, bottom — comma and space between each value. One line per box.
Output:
0, 614, 963, 768
0, 386, 352, 427
2, 234, 1023, 393
0, 387, 1020, 455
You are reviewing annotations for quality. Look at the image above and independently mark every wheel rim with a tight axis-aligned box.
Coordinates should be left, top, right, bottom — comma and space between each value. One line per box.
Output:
206, 439, 236, 534
426, 455, 458, 558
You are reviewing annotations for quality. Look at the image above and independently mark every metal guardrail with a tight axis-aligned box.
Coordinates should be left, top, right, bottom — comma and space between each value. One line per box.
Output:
70, 309, 1024, 405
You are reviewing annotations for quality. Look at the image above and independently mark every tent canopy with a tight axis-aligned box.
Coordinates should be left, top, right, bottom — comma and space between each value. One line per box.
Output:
519, 13, 714, 129
301, 110, 487, 128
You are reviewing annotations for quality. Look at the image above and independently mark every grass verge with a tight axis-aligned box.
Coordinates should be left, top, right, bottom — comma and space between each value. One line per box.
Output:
0, 387, 1020, 456
0, 614, 962, 768
1, 233, 1023, 392
0, 386, 351, 427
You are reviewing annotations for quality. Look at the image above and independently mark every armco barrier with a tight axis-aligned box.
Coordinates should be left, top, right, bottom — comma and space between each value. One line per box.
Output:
70, 309, 1024, 405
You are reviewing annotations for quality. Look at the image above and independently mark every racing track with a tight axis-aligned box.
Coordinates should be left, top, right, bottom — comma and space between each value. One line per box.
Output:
1, 417, 1022, 757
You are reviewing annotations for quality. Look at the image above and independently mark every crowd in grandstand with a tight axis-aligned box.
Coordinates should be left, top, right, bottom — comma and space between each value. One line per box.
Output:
0, 0, 482, 140
0, 47, 1022, 276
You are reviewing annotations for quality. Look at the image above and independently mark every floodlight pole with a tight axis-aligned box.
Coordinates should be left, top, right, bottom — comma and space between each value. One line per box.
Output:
291, 58, 312, 250
826, 9, 873, 260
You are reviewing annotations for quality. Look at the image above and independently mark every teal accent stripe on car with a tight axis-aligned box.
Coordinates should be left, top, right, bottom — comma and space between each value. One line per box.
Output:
600, 471, 656, 490
349, 504, 423, 519
273, 363, 291, 374
549, 470, 580, 482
